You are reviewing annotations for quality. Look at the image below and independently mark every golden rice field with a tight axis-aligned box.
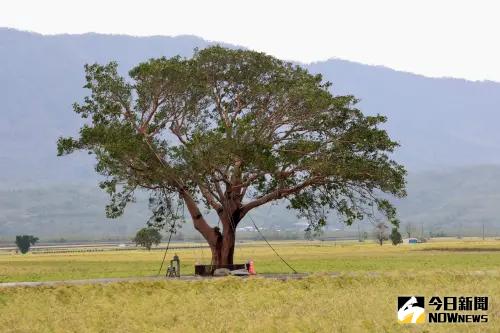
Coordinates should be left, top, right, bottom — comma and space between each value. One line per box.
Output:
0, 239, 499, 332
1, 239, 500, 282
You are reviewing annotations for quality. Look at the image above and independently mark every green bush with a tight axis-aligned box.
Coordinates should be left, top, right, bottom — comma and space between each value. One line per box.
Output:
15, 235, 39, 254
390, 228, 403, 246
133, 228, 162, 250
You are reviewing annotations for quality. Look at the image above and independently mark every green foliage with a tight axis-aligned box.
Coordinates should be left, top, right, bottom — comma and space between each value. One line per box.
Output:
390, 228, 403, 246
15, 235, 38, 254
58, 46, 406, 235
132, 228, 162, 250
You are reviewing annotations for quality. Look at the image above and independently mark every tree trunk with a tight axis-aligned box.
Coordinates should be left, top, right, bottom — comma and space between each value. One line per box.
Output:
211, 213, 238, 267
215, 227, 235, 266
180, 188, 242, 267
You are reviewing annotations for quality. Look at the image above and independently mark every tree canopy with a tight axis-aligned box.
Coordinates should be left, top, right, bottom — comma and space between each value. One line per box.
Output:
133, 227, 162, 250
57, 46, 406, 265
390, 227, 403, 246
15, 235, 39, 254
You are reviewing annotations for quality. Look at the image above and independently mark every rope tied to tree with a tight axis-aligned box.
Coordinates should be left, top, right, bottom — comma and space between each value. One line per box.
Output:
157, 231, 173, 276
247, 213, 298, 274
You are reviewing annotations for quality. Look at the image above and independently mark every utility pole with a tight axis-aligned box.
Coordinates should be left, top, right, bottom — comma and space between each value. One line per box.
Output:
482, 222, 485, 240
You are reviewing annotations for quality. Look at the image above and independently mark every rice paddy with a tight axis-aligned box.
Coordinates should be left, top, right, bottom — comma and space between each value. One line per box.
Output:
0, 239, 499, 332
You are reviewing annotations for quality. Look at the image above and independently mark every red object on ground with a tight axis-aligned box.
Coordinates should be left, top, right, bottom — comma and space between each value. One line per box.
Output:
248, 259, 256, 275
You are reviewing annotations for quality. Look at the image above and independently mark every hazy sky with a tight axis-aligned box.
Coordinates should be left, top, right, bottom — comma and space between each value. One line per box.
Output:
1, 0, 499, 82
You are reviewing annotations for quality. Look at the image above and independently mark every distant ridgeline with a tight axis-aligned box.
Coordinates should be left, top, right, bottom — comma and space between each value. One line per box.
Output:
1, 166, 500, 240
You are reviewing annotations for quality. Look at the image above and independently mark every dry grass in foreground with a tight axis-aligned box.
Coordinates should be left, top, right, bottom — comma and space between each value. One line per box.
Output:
0, 271, 499, 333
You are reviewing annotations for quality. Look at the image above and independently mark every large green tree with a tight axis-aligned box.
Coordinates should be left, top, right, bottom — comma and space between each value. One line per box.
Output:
58, 46, 406, 266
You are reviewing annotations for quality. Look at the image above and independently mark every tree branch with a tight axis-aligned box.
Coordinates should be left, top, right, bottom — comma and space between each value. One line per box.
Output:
198, 183, 223, 211
179, 188, 217, 245
240, 176, 323, 215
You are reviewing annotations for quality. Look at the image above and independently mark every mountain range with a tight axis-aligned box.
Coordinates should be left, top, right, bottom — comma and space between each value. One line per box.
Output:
1, 28, 500, 240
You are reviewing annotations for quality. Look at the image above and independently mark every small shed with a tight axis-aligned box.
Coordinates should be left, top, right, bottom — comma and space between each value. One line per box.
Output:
408, 238, 418, 244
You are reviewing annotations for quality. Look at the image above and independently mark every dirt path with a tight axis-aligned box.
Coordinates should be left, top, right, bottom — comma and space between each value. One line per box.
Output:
0, 273, 313, 289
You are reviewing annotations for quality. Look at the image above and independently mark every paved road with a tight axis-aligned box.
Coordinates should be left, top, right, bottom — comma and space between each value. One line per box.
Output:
0, 273, 313, 289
